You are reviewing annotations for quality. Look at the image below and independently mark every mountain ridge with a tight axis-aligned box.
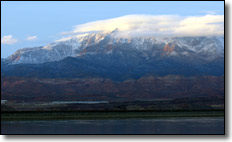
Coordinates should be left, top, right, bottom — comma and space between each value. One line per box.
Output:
4, 30, 224, 65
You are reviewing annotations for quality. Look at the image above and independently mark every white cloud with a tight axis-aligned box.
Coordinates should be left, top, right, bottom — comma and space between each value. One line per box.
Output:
26, 35, 37, 41
1, 35, 18, 45
174, 15, 224, 36
60, 14, 224, 39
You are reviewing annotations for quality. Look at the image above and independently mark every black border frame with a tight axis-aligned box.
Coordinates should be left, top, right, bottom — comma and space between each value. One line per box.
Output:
0, 0, 226, 136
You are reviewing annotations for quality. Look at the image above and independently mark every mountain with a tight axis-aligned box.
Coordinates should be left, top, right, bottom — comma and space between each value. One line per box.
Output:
5, 30, 224, 65
1, 30, 224, 102
1, 30, 224, 80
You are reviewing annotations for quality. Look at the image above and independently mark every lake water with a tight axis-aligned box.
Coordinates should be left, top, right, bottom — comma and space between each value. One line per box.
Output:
1, 117, 224, 134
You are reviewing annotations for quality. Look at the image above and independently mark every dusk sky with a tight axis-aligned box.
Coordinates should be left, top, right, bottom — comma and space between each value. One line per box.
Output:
1, 1, 224, 58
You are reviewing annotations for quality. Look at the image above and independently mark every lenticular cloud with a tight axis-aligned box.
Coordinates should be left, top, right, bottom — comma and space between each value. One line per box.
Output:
62, 14, 224, 38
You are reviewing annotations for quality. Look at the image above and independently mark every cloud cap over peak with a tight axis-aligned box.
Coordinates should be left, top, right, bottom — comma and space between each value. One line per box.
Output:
63, 14, 224, 38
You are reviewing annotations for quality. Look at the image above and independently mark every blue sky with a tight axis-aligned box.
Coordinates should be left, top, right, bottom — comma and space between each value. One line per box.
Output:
1, 1, 224, 58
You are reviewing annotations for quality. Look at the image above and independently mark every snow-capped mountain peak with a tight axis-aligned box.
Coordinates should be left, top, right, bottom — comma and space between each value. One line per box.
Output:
5, 30, 224, 65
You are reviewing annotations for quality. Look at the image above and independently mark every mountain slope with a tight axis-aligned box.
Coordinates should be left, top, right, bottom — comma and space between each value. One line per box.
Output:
2, 55, 224, 81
